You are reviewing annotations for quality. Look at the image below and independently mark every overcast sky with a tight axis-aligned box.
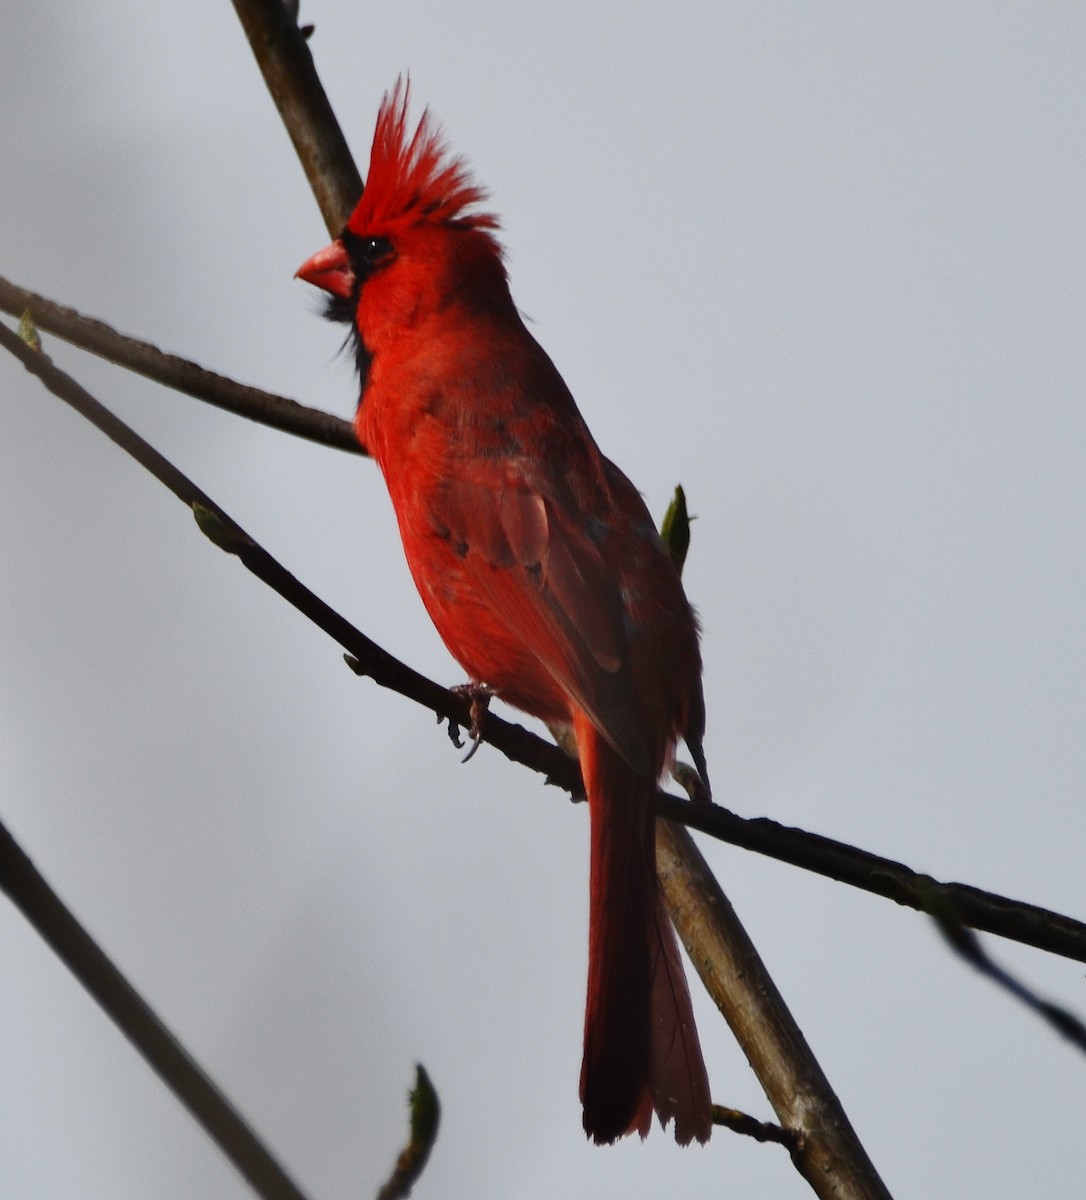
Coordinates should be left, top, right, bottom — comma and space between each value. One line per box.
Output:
2, 3, 1084, 1198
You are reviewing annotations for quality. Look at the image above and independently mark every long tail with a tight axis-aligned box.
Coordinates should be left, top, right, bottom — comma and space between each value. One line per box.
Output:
576, 716, 712, 1145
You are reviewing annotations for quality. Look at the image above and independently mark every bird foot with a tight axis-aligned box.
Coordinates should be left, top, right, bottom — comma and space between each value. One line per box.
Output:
450, 682, 495, 762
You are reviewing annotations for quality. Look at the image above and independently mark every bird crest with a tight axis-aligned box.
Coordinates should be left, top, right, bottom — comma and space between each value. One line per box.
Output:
346, 78, 499, 241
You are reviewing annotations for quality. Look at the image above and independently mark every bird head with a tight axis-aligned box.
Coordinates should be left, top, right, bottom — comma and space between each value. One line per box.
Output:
297, 78, 508, 373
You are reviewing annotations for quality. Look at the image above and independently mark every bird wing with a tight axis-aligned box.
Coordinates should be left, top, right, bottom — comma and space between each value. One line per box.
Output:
439, 464, 650, 774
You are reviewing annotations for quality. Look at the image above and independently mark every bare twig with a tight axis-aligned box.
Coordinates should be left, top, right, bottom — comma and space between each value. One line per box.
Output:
654, 794, 1086, 966
3, 294, 1084, 961
929, 902, 1086, 1054
230, 0, 362, 235
0, 319, 566, 785
0, 276, 359, 454
240, 14, 1079, 1172
7, 11, 1082, 1194
0, 814, 312, 1200
662, 466, 890, 1197
712, 1105, 793, 1148
659, 820, 893, 1199
375, 1066, 440, 1200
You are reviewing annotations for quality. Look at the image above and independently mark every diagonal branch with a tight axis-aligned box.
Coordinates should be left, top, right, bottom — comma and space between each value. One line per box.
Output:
2, 275, 1084, 964
930, 901, 1086, 1053
0, 275, 358, 454
658, 821, 892, 1196
375, 1065, 441, 1200
177, 9, 1086, 1195
230, 0, 362, 236
8, 293, 1086, 1196
0, 814, 313, 1200
0, 318, 568, 785
655, 794, 1086, 965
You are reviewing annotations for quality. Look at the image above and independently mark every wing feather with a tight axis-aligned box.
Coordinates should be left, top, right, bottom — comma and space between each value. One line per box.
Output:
440, 469, 648, 772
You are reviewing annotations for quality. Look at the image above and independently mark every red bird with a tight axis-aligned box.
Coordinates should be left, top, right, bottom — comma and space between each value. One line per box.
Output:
298, 80, 712, 1145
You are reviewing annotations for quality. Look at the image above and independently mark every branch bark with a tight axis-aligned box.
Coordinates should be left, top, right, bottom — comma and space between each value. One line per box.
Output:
0, 276, 358, 454
659, 821, 893, 1199
230, 0, 361, 235
0, 814, 313, 1200
655, 793, 1086, 964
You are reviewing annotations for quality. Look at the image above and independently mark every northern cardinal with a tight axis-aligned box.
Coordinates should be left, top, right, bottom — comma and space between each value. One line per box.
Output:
298, 80, 712, 1145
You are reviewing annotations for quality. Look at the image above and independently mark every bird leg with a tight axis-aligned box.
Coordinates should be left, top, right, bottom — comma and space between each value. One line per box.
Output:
450, 682, 495, 762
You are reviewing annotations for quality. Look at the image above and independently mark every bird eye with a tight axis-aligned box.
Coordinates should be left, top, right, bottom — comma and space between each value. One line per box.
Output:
340, 226, 396, 280
341, 231, 395, 282
359, 235, 394, 265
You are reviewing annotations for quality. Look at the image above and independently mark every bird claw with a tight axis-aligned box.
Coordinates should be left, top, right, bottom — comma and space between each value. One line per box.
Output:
672, 760, 713, 804
442, 711, 465, 750
450, 683, 494, 762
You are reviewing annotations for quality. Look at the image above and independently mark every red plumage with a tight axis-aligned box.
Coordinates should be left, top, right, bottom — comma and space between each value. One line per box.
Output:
298, 79, 712, 1145
348, 81, 498, 238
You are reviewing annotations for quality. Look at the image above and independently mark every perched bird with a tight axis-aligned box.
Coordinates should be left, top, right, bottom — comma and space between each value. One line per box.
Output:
297, 80, 712, 1145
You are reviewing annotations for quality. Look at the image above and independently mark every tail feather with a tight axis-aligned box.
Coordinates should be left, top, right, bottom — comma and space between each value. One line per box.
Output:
648, 888, 713, 1144
576, 715, 711, 1144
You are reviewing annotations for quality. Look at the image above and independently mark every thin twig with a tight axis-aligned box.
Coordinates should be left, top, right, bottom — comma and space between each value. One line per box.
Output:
929, 902, 1086, 1053
0, 276, 359, 454
659, 821, 893, 1199
8, 308, 1084, 1196
0, 815, 313, 1200
3, 319, 892, 1200
0, 319, 565, 783
375, 1066, 440, 1200
230, 0, 362, 236
8, 12, 1084, 1191
655, 795, 1086, 965
712, 1106, 793, 1148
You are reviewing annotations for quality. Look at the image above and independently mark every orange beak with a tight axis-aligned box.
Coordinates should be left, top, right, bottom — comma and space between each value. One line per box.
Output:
295, 240, 355, 299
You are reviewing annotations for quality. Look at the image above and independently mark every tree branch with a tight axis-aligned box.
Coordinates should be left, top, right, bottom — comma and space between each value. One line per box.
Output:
4, 315, 895, 1200
9, 284, 1086, 1192
230, 0, 362, 236
659, 821, 893, 1199
655, 794, 1086, 965
0, 814, 313, 1200
0, 318, 567, 787
2, 285, 1084, 963
375, 1065, 440, 1200
0, 275, 359, 454
929, 902, 1086, 1054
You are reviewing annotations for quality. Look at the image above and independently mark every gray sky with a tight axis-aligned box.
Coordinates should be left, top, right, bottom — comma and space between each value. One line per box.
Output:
2, 3, 1084, 1197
